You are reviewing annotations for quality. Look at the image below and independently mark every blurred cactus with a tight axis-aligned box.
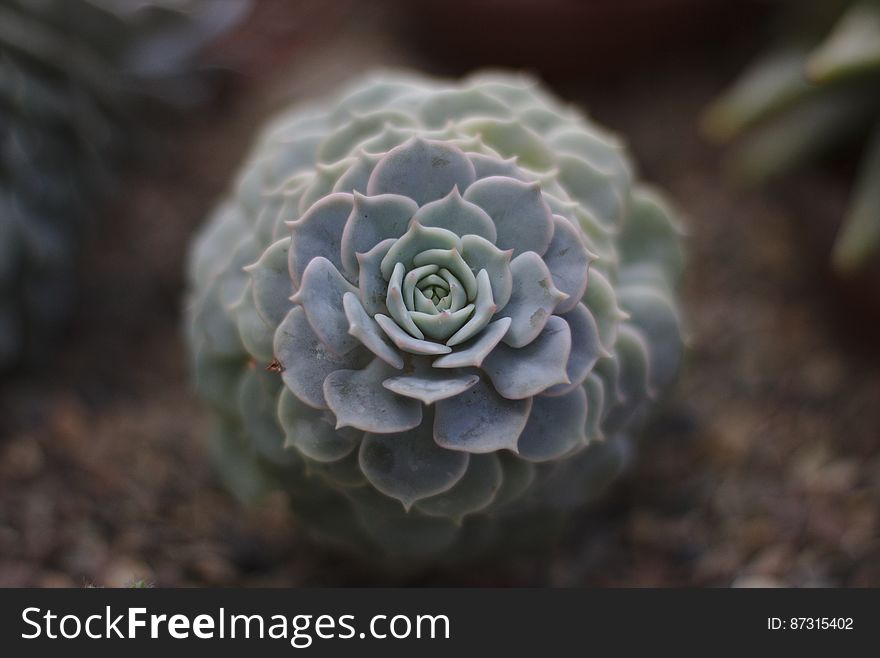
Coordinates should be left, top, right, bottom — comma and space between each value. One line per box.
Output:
0, 0, 250, 368
702, 0, 880, 273
186, 71, 685, 564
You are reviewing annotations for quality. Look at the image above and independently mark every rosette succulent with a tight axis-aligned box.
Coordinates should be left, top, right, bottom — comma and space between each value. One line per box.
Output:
703, 0, 880, 272
186, 71, 685, 562
0, 0, 249, 368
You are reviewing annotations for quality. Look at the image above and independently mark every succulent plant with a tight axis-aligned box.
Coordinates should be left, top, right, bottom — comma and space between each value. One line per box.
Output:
186, 71, 685, 563
702, 0, 880, 273
0, 0, 250, 368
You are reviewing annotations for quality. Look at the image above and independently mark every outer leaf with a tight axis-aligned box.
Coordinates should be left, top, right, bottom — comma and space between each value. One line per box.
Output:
483, 315, 572, 399
367, 137, 476, 205
434, 378, 532, 453
359, 416, 469, 510
323, 358, 423, 433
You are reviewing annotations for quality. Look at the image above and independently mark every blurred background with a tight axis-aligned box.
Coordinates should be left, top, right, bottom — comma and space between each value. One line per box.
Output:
0, 0, 878, 586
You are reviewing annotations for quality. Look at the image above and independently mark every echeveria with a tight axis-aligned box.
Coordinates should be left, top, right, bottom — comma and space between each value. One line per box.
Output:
186, 71, 685, 562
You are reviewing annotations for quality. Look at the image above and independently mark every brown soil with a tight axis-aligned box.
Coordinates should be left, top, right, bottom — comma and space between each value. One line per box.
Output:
1, 4, 877, 587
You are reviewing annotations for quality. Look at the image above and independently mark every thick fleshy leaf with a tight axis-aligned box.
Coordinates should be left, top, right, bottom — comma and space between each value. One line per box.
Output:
410, 187, 497, 242
618, 285, 682, 391
405, 264, 442, 309
274, 307, 370, 409
380, 222, 461, 280
237, 368, 290, 464
191, 282, 245, 357
358, 124, 417, 156
434, 378, 532, 453
501, 251, 568, 348
278, 388, 360, 463
445, 269, 495, 346
484, 315, 572, 399
233, 287, 275, 363
544, 303, 604, 396
433, 317, 511, 369
288, 192, 353, 286
544, 215, 592, 313
487, 451, 536, 510
418, 87, 512, 127
342, 292, 403, 369
584, 373, 606, 441
375, 314, 453, 355
415, 454, 503, 522
332, 151, 382, 195
291, 257, 359, 355
306, 449, 367, 489
533, 437, 627, 510
557, 154, 626, 227
594, 351, 624, 405
382, 371, 479, 404
221, 236, 261, 307
457, 118, 555, 170
332, 79, 421, 117
412, 248, 478, 299
517, 387, 588, 462
466, 72, 546, 106
359, 416, 469, 509
367, 137, 477, 205
188, 201, 246, 287
467, 153, 527, 181
619, 187, 685, 285
245, 237, 293, 327
411, 305, 475, 341
340, 192, 418, 277
254, 192, 285, 248
463, 176, 553, 256
518, 104, 576, 134
357, 238, 393, 315
546, 127, 630, 180
573, 205, 617, 268
460, 234, 513, 310
191, 348, 246, 411
210, 418, 279, 504
614, 324, 655, 403
317, 110, 417, 163
386, 262, 425, 338
348, 486, 459, 558
582, 268, 623, 351
297, 159, 353, 213
323, 358, 423, 433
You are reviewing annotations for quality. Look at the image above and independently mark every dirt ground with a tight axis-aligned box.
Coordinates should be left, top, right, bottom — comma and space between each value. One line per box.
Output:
1, 5, 878, 587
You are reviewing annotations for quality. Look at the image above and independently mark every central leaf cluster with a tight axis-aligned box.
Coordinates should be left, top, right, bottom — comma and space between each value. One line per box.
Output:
379, 223, 495, 351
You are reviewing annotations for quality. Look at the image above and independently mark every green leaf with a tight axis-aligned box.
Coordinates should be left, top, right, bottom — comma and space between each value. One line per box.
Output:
701, 48, 815, 142
832, 124, 880, 272
808, 2, 880, 83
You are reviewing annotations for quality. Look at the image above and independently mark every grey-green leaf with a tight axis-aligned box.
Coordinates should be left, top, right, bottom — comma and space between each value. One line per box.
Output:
323, 358, 423, 433
483, 315, 572, 399
359, 417, 469, 509
367, 137, 477, 205
517, 387, 588, 462
434, 378, 532, 453
501, 251, 568, 348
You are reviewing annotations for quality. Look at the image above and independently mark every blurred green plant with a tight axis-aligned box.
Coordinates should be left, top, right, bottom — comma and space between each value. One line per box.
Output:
0, 0, 250, 369
702, 0, 880, 273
